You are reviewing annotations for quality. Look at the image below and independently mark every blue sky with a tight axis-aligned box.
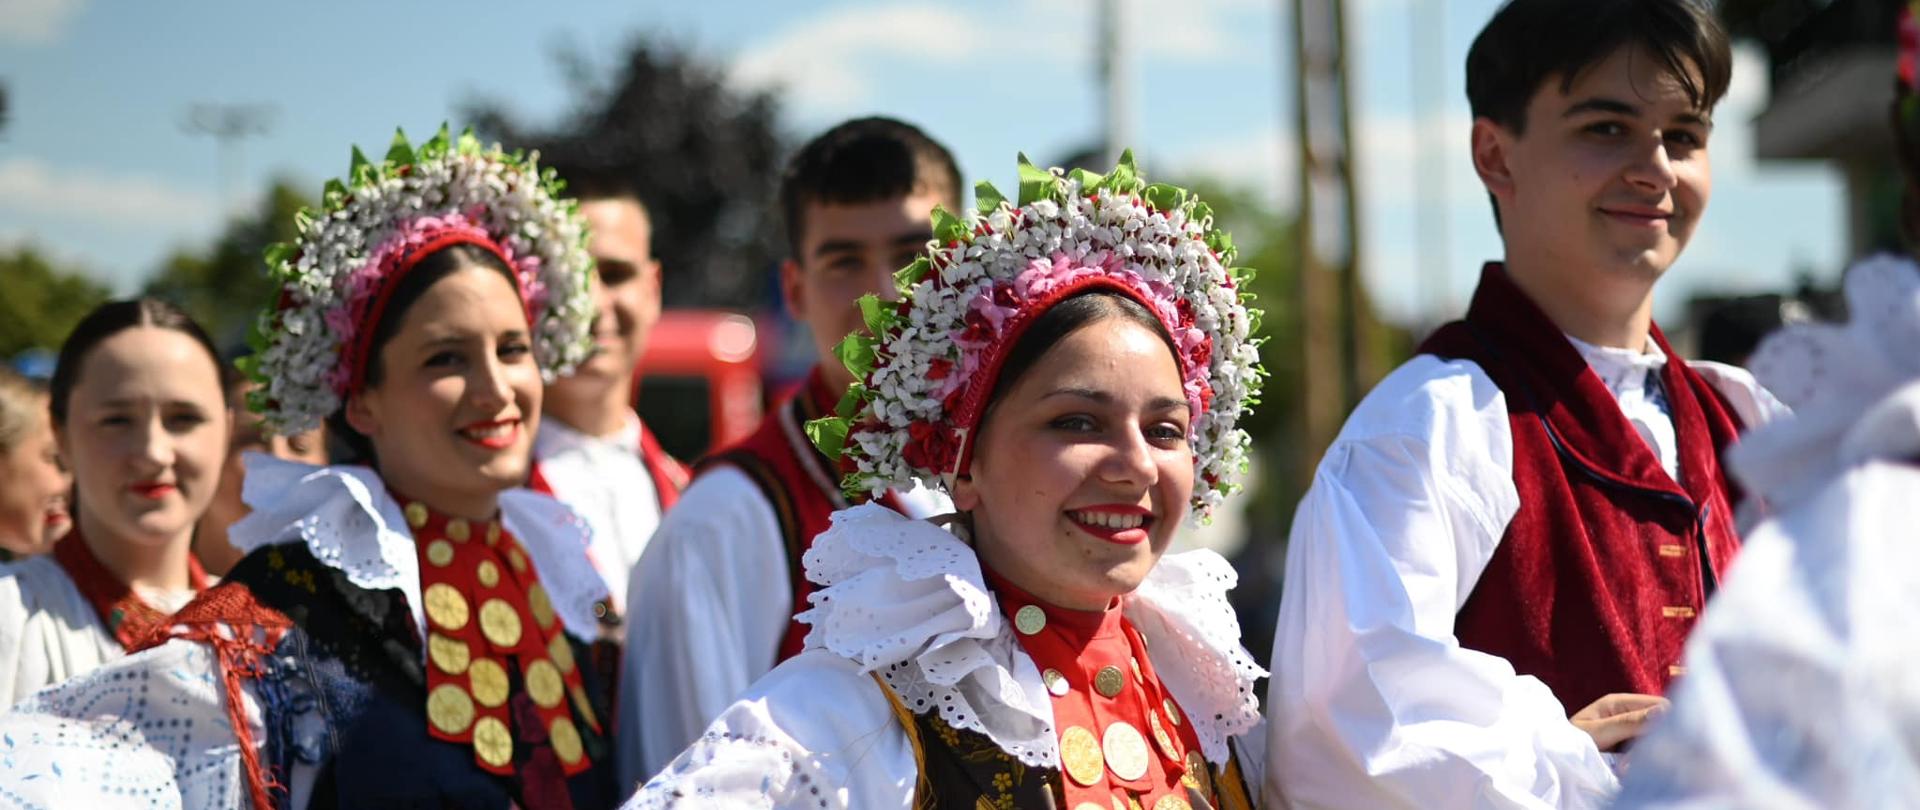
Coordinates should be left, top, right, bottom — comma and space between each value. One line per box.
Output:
1, 0, 1846, 326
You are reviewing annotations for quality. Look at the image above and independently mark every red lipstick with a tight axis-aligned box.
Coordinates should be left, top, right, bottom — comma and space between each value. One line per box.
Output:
1066, 504, 1155, 546
459, 418, 520, 450
129, 482, 176, 500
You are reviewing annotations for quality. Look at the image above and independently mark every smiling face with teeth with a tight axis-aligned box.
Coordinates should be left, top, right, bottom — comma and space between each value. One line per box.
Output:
346, 259, 543, 522
953, 300, 1193, 612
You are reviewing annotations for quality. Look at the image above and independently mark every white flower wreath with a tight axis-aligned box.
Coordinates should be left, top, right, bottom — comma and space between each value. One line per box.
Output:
241, 127, 595, 435
810, 152, 1265, 523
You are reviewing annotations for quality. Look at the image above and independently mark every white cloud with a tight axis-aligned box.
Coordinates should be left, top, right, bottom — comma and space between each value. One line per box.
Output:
729, 0, 1265, 115
0, 158, 220, 231
1164, 127, 1298, 208
0, 0, 85, 43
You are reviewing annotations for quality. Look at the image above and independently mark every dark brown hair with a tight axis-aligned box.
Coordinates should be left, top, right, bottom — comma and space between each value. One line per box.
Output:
778, 116, 962, 259
49, 298, 222, 427
985, 290, 1178, 415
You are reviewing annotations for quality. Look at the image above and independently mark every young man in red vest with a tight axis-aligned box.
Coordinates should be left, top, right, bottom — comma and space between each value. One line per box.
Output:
618, 117, 960, 784
1265, 2, 1786, 808
530, 175, 688, 624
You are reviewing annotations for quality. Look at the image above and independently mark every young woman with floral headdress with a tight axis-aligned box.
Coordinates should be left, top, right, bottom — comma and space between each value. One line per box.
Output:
0, 128, 618, 810
0, 300, 221, 706
629, 155, 1267, 810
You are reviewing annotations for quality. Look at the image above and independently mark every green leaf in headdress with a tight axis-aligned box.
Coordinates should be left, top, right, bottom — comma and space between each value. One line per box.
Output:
384, 129, 415, 166
1099, 149, 1141, 194
1067, 167, 1104, 190
263, 242, 295, 270
1016, 153, 1061, 206
974, 180, 1006, 212
894, 256, 932, 292
858, 294, 895, 338
456, 128, 484, 156
422, 124, 452, 159
805, 416, 850, 461
1143, 183, 1187, 212
931, 206, 968, 245
834, 331, 878, 380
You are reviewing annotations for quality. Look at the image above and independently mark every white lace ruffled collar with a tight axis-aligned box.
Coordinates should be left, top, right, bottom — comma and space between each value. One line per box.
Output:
796, 503, 1266, 769
227, 454, 610, 640
1736, 254, 1920, 510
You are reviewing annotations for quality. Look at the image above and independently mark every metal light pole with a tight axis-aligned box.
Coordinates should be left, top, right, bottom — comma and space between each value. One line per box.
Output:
182, 103, 274, 218
1098, 0, 1135, 166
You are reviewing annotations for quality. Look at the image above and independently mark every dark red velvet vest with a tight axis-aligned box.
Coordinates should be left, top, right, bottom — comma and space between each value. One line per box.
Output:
1418, 264, 1747, 716
696, 368, 908, 663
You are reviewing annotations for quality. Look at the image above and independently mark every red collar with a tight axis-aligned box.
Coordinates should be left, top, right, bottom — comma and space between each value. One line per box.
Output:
399, 494, 600, 780
983, 565, 1217, 806
52, 526, 208, 650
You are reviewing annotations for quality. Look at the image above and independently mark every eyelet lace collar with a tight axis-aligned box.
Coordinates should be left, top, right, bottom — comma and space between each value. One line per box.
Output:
226, 454, 609, 640
795, 503, 1266, 768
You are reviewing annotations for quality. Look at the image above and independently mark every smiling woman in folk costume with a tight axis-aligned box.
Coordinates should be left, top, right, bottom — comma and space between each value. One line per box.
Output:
628, 154, 1266, 810
0, 300, 224, 706
0, 129, 618, 809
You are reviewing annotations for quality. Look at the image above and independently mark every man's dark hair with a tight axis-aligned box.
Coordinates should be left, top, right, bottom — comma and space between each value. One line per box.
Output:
543, 158, 652, 224
1466, 0, 1732, 227
778, 116, 962, 259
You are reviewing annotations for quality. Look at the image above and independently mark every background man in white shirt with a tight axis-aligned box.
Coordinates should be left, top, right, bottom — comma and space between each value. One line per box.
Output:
1266, 2, 1784, 808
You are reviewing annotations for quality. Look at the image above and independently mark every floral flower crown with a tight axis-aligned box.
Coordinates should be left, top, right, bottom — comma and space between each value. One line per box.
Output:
241, 127, 595, 435
808, 152, 1264, 523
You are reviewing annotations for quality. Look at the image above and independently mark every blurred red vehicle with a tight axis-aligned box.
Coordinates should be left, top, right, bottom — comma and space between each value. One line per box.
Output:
632, 311, 763, 461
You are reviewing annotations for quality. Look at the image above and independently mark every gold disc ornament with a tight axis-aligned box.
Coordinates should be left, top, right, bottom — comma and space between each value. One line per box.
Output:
405, 502, 429, 528
550, 716, 585, 765
548, 632, 576, 673
528, 583, 556, 629
469, 658, 509, 707
428, 633, 471, 675
1102, 721, 1151, 781
1060, 725, 1106, 787
473, 716, 513, 768
1042, 668, 1070, 697
1181, 750, 1211, 797
477, 560, 500, 588
486, 522, 501, 546
508, 548, 528, 573
1163, 698, 1181, 726
426, 683, 475, 734
426, 539, 455, 567
447, 519, 471, 542
1149, 710, 1180, 760
1014, 605, 1046, 635
478, 598, 523, 647
1152, 796, 1192, 810
526, 659, 565, 708
424, 583, 470, 631
1095, 666, 1126, 698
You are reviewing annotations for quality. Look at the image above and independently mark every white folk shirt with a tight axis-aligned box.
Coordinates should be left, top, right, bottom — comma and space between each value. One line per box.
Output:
1265, 343, 1784, 810
533, 411, 661, 610
619, 467, 950, 788
0, 555, 121, 708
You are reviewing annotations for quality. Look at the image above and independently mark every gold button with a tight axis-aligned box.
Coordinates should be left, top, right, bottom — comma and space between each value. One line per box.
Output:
1042, 668, 1070, 697
405, 502, 429, 529
1111, 798, 1128, 810
424, 583, 470, 631
426, 683, 474, 734
526, 659, 564, 708
1094, 665, 1125, 698
1164, 698, 1181, 726
528, 583, 556, 629
1182, 749, 1211, 796
1662, 606, 1697, 619
1669, 664, 1688, 677
1658, 544, 1687, 557
1059, 725, 1105, 786
428, 632, 471, 675
549, 633, 576, 673
447, 519, 471, 542
472, 715, 513, 768
1102, 721, 1150, 781
469, 658, 509, 707
508, 548, 528, 573
479, 598, 523, 648
1148, 709, 1179, 759
549, 716, 584, 766
1130, 656, 1143, 683
1153, 796, 1192, 810
426, 539, 455, 567
1014, 605, 1046, 635
477, 560, 500, 588
486, 522, 501, 546
570, 684, 598, 728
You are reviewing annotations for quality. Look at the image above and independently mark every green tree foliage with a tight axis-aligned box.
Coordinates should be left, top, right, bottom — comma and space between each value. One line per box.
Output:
0, 245, 111, 358
465, 39, 789, 310
143, 179, 311, 351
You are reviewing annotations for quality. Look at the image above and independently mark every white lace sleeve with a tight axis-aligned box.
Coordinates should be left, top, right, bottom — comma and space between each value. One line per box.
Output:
1126, 550, 1267, 765
0, 639, 256, 809
622, 650, 917, 810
